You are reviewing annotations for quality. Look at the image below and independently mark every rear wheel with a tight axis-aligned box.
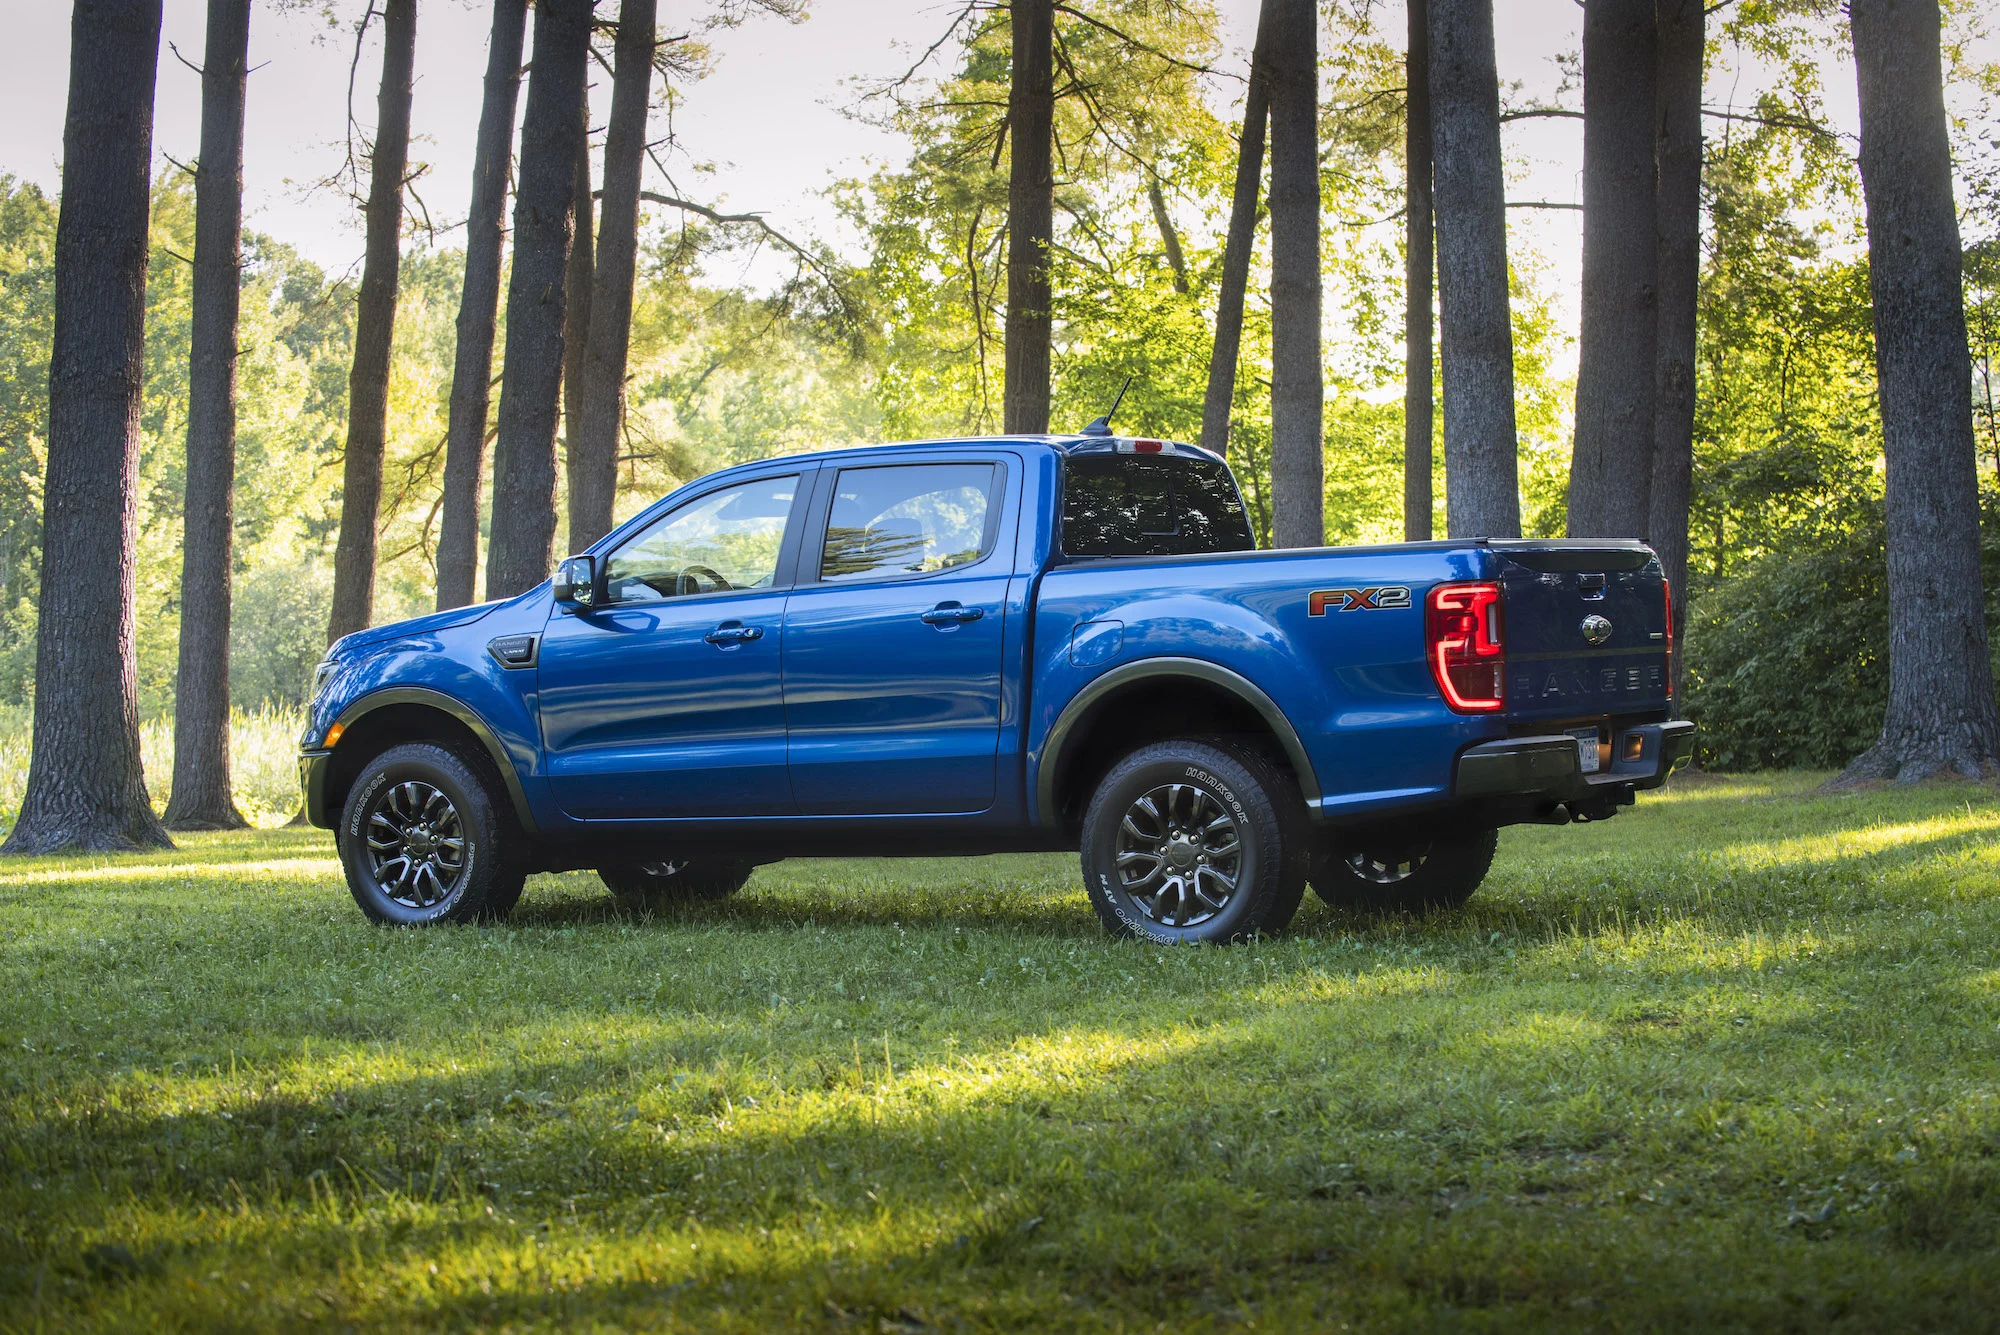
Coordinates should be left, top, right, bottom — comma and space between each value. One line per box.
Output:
1079, 739, 1308, 944
599, 858, 753, 910
338, 743, 526, 925
1311, 826, 1497, 914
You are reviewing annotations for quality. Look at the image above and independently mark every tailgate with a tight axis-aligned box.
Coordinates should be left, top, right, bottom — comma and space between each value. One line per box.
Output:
1495, 542, 1671, 727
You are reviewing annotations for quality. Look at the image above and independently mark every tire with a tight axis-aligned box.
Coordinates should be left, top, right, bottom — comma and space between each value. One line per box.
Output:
1310, 826, 1498, 915
338, 742, 527, 925
599, 858, 753, 910
1079, 738, 1309, 944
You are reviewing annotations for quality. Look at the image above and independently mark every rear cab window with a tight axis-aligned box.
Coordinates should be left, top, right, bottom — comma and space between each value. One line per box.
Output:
1059, 448, 1256, 558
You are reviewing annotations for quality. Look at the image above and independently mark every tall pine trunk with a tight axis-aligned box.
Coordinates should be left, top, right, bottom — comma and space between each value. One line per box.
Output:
327, 0, 416, 643
569, 0, 655, 552
164, 0, 250, 831
1266, 0, 1322, 548
4, 0, 171, 855
436, 0, 527, 612
1198, 0, 1274, 458
1428, 0, 1519, 537
1648, 0, 1702, 695
1837, 0, 2000, 783
1404, 0, 1434, 541
1003, 0, 1054, 435
487, 0, 591, 599
561, 100, 594, 553
1568, 0, 1659, 539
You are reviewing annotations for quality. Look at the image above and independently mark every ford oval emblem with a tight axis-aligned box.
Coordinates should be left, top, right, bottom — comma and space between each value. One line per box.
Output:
1581, 613, 1613, 645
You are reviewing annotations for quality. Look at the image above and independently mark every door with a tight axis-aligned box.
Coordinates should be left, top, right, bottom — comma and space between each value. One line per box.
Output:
538, 472, 808, 819
783, 460, 1013, 814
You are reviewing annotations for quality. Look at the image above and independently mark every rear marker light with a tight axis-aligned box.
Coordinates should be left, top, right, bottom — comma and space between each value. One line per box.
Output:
1427, 582, 1505, 713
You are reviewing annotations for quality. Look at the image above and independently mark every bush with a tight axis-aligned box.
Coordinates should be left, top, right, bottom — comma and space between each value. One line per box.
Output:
1684, 501, 2000, 770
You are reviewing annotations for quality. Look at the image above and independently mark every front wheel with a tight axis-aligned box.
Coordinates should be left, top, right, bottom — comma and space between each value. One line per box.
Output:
1079, 739, 1308, 944
1310, 826, 1498, 914
599, 858, 753, 910
338, 743, 526, 925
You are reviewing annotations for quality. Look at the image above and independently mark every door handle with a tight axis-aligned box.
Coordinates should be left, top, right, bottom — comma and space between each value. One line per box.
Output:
920, 602, 985, 626
704, 621, 764, 646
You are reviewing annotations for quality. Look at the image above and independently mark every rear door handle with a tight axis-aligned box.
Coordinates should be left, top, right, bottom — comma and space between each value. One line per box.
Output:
704, 621, 764, 646
920, 602, 985, 626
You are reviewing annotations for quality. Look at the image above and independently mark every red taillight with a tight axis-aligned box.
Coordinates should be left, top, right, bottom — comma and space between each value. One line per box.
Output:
1662, 578, 1675, 699
1427, 582, 1505, 713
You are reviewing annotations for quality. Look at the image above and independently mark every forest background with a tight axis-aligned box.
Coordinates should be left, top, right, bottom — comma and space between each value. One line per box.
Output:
1, 0, 1998, 825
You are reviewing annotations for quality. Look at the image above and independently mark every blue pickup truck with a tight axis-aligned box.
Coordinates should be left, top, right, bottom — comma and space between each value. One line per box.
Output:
301, 433, 1691, 943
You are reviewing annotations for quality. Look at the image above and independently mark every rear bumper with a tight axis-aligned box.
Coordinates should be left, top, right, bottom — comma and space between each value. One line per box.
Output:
1455, 720, 1694, 805
298, 750, 335, 829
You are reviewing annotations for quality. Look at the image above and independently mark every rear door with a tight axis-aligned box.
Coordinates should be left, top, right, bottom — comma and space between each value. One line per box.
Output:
782, 457, 1016, 815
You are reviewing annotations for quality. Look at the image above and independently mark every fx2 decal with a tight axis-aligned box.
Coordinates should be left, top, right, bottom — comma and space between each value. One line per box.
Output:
1308, 585, 1412, 615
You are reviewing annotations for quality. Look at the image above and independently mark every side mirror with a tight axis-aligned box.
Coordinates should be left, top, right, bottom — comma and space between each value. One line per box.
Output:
552, 554, 599, 609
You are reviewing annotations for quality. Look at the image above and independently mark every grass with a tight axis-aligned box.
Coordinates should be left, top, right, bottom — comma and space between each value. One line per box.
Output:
2, 773, 1998, 1331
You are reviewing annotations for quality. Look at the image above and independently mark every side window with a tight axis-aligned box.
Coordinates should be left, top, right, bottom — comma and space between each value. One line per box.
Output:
820, 463, 998, 582
602, 475, 799, 603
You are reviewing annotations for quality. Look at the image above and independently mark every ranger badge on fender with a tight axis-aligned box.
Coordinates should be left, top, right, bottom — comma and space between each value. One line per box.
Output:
1309, 586, 1412, 615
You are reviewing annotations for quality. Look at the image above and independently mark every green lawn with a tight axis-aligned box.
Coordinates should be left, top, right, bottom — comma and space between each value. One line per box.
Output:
2, 774, 1998, 1332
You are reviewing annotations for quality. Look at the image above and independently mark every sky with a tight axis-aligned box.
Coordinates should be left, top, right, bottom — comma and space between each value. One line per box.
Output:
0, 0, 1895, 367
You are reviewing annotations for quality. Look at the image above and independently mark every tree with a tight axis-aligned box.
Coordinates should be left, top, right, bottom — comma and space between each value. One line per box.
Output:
1003, 0, 1054, 435
1568, 0, 1659, 539
1836, 0, 2000, 783
1428, 0, 1519, 537
569, 0, 656, 552
562, 93, 595, 552
1649, 0, 1702, 683
326, 0, 416, 642
436, 0, 528, 612
164, 0, 251, 831
1266, 0, 1321, 548
1198, 0, 1274, 458
1404, 0, 1433, 540
488, 0, 592, 599
4, 0, 172, 854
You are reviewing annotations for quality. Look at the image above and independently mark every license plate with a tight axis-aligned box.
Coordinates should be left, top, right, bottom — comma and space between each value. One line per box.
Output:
1568, 727, 1601, 774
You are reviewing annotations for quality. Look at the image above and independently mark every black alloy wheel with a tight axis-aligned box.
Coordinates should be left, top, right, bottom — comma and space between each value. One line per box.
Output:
1080, 738, 1308, 944
1310, 826, 1498, 914
338, 742, 526, 925
599, 858, 754, 909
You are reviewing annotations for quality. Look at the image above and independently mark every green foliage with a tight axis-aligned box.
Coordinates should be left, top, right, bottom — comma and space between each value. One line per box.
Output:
4, 778, 2000, 1326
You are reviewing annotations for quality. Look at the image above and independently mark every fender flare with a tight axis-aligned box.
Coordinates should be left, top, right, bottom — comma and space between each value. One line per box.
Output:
330, 687, 538, 832
1035, 656, 1322, 830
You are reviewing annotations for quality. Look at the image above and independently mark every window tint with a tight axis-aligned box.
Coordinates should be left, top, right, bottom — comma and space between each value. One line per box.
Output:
1060, 454, 1255, 557
603, 475, 798, 602
820, 463, 997, 581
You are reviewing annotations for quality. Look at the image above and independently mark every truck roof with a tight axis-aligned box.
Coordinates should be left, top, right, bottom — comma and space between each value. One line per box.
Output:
694, 433, 1230, 480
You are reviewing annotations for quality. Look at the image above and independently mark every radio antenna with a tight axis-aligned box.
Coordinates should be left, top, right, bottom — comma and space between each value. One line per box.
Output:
1078, 376, 1134, 437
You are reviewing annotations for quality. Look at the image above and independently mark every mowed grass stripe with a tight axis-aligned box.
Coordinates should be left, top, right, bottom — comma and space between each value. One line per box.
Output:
2, 774, 1998, 1330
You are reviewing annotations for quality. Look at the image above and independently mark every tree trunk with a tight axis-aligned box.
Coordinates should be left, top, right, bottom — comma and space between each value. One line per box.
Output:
1198, 0, 1274, 459
1836, 0, 2000, 784
1648, 0, 1701, 699
561, 96, 595, 554
326, 0, 415, 643
1266, 0, 1322, 548
1569, 0, 1659, 539
1147, 181, 1189, 294
1404, 0, 1434, 541
436, 0, 527, 612
1428, 0, 1519, 538
1003, 0, 1054, 435
569, 0, 654, 552
487, 0, 592, 599
164, 0, 250, 831
4, 0, 171, 855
